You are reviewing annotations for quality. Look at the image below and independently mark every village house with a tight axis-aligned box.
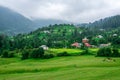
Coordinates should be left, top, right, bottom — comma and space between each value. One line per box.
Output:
113, 34, 118, 37
82, 37, 89, 43
82, 37, 91, 47
43, 30, 50, 34
71, 42, 82, 47
97, 35, 103, 38
99, 43, 111, 48
40, 45, 49, 50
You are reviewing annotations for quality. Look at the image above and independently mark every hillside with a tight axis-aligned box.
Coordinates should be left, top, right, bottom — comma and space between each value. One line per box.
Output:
0, 15, 120, 50
10, 23, 120, 49
13, 24, 81, 48
0, 6, 36, 35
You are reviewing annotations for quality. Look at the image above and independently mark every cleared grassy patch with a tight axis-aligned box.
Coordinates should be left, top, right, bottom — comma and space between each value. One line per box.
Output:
48, 48, 83, 55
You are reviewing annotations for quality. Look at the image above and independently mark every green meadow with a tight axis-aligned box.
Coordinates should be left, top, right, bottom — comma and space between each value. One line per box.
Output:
0, 53, 120, 80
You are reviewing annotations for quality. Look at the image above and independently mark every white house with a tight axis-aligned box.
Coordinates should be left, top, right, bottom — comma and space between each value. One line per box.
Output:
40, 45, 49, 50
99, 43, 111, 48
43, 30, 50, 34
113, 34, 117, 37
98, 35, 103, 38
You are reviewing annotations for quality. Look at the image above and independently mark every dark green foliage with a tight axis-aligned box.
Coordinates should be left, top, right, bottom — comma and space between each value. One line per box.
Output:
97, 47, 112, 57
8, 52, 15, 58
30, 48, 44, 58
112, 37, 120, 46
57, 51, 71, 57
111, 48, 120, 57
1, 50, 15, 58
104, 47, 112, 57
21, 50, 29, 60
1, 50, 9, 58
0, 34, 10, 50
97, 47, 120, 57
30, 49, 39, 58
97, 48, 105, 57
43, 54, 54, 59
21, 48, 48, 60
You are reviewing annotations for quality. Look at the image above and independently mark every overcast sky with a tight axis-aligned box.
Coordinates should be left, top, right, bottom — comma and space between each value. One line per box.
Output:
0, 0, 120, 23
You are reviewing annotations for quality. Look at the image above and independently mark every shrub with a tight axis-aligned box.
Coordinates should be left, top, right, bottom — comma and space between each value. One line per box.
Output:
21, 50, 29, 60
1, 50, 9, 58
38, 47, 44, 58
105, 47, 112, 57
8, 52, 15, 58
97, 48, 105, 57
30, 48, 44, 58
1, 50, 15, 58
111, 48, 120, 57
43, 54, 54, 59
97, 47, 112, 57
0, 49, 3, 56
30, 49, 39, 58
96, 47, 120, 57
57, 51, 71, 57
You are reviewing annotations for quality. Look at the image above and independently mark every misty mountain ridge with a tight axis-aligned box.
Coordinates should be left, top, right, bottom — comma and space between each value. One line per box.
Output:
34, 19, 71, 28
0, 6, 36, 35
78, 15, 120, 29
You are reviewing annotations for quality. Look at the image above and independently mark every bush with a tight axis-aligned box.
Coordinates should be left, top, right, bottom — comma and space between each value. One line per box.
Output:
0, 49, 3, 56
105, 47, 112, 57
97, 48, 105, 57
57, 51, 71, 57
30, 48, 44, 58
111, 48, 120, 57
21, 50, 29, 60
43, 54, 54, 59
30, 49, 39, 58
96, 47, 120, 57
97, 47, 112, 57
1, 50, 9, 58
1, 50, 15, 58
8, 52, 15, 58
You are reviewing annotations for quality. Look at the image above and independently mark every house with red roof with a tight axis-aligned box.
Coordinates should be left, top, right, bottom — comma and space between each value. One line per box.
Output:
71, 42, 82, 47
82, 37, 91, 47
84, 43, 91, 47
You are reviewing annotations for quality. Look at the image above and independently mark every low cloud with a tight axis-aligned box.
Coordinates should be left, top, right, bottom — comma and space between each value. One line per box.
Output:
0, 0, 120, 23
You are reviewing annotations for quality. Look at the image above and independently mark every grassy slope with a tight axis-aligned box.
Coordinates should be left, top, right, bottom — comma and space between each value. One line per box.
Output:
0, 56, 120, 80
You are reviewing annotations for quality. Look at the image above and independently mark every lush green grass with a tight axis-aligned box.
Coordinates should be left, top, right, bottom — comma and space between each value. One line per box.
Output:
0, 55, 120, 80
48, 48, 98, 55
49, 48, 83, 54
